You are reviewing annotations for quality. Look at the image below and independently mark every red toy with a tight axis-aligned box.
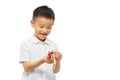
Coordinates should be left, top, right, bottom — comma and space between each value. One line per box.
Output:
48, 51, 54, 58
48, 51, 56, 64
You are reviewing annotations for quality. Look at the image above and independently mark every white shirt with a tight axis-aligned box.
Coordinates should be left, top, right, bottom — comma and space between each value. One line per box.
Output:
19, 35, 58, 80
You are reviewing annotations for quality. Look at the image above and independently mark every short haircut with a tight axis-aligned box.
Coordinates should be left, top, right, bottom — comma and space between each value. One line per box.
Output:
32, 5, 55, 20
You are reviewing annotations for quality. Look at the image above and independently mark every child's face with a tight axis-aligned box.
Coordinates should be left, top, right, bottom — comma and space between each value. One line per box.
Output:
31, 17, 54, 41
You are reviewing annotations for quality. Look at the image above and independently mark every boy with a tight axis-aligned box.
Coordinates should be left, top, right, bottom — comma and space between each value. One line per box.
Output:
19, 5, 62, 80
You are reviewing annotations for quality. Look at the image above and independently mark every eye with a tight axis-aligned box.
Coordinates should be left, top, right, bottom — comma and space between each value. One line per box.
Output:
39, 25, 44, 28
47, 27, 52, 29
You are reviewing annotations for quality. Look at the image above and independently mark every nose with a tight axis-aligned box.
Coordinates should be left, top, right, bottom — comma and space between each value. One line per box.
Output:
42, 27, 47, 33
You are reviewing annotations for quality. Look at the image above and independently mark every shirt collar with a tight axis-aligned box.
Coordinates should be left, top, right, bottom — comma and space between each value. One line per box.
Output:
32, 35, 50, 45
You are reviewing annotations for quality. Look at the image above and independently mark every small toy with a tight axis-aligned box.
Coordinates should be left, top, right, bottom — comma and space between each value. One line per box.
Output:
48, 51, 54, 58
48, 51, 56, 64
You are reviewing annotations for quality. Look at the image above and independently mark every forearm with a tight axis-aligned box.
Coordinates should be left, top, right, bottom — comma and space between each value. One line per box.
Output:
53, 61, 60, 73
23, 58, 45, 72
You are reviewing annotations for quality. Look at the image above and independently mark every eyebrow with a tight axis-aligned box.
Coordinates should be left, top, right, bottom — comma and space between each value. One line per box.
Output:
39, 24, 44, 26
39, 24, 53, 27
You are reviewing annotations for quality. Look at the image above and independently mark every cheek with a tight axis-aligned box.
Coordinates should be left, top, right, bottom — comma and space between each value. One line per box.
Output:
48, 29, 52, 33
34, 27, 40, 32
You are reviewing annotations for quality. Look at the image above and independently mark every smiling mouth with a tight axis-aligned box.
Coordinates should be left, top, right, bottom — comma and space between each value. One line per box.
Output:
40, 33, 47, 36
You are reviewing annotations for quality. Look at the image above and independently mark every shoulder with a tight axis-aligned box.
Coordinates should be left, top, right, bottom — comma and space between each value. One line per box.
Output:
47, 38, 58, 49
47, 38, 57, 45
20, 36, 33, 48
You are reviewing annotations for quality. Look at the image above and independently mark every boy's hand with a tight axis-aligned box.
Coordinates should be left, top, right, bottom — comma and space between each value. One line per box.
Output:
54, 51, 62, 63
43, 51, 62, 64
43, 51, 54, 64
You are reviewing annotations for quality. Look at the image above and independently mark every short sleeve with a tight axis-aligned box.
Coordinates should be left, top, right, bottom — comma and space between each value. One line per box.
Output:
19, 42, 31, 63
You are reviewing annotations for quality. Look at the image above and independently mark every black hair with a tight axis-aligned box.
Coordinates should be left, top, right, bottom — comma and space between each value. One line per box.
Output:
32, 5, 55, 20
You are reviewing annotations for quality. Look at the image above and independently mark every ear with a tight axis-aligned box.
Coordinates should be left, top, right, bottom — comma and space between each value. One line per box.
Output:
30, 20, 35, 28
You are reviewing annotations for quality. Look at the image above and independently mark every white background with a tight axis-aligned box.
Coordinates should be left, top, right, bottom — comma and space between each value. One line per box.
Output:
0, 0, 120, 80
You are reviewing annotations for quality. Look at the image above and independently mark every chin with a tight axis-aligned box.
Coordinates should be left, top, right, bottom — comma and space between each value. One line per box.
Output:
39, 37, 46, 41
